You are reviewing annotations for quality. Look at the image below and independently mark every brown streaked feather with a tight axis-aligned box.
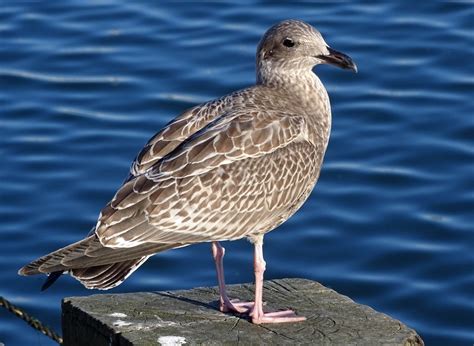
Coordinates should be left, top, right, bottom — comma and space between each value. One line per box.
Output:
18, 235, 184, 275
96, 110, 308, 247
130, 94, 246, 176
71, 256, 150, 290
97, 140, 318, 248
147, 110, 306, 182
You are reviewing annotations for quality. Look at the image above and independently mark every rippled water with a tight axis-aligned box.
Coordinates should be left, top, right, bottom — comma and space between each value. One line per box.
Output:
1, 2, 473, 345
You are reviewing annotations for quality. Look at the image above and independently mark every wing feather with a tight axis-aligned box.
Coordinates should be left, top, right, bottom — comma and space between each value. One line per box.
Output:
18, 235, 184, 275
97, 140, 316, 248
146, 110, 306, 182
130, 94, 243, 176
95, 90, 312, 249
70, 256, 151, 290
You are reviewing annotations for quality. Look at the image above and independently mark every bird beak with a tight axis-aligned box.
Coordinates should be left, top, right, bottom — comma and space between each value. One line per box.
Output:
318, 47, 357, 73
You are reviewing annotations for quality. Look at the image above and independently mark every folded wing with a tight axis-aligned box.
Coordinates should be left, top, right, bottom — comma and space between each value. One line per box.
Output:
96, 109, 310, 248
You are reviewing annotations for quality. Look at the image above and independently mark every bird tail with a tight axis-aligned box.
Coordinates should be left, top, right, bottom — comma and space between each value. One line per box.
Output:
19, 235, 184, 290
39, 257, 151, 291
70, 256, 151, 290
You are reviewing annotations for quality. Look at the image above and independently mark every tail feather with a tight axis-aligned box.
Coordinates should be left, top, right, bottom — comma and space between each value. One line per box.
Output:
19, 235, 182, 275
19, 234, 186, 290
71, 256, 150, 290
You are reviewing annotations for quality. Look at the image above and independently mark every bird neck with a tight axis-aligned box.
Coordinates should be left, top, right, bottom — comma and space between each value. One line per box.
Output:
256, 62, 332, 148
257, 60, 310, 87
257, 62, 329, 110
256, 62, 324, 100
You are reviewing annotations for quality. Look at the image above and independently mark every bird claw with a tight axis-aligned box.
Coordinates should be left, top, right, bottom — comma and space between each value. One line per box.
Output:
221, 299, 306, 324
251, 309, 306, 324
220, 299, 254, 314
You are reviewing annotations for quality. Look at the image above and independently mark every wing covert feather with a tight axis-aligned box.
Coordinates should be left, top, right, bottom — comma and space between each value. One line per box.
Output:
97, 140, 317, 248
146, 110, 307, 182
130, 93, 245, 176
96, 90, 313, 249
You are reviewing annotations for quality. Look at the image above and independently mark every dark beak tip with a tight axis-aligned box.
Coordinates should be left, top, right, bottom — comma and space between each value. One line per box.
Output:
320, 47, 357, 74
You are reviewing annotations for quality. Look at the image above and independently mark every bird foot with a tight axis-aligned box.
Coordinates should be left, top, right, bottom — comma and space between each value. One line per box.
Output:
251, 309, 306, 324
220, 299, 254, 314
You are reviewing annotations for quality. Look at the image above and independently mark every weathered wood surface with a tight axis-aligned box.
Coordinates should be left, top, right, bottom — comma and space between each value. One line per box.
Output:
62, 278, 423, 345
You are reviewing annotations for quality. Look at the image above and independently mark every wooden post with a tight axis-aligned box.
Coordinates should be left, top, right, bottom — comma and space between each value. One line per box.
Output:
62, 278, 423, 345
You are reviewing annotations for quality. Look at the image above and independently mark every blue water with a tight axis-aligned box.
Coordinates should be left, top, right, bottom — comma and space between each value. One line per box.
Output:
1, 2, 473, 345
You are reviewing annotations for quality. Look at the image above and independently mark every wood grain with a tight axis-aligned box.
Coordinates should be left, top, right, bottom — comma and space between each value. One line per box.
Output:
62, 278, 424, 345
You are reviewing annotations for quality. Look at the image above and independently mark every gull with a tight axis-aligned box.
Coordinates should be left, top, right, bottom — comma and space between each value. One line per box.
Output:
19, 19, 356, 324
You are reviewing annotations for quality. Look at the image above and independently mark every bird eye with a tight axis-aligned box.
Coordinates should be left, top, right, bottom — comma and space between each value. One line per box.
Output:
282, 38, 295, 48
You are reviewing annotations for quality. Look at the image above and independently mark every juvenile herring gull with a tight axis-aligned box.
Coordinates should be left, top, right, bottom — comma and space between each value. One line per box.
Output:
19, 19, 356, 324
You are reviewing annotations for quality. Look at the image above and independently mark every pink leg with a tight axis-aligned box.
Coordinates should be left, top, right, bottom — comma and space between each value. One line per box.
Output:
211, 242, 253, 313
249, 235, 306, 324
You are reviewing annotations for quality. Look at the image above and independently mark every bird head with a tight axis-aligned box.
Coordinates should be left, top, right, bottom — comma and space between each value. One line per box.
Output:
257, 20, 357, 84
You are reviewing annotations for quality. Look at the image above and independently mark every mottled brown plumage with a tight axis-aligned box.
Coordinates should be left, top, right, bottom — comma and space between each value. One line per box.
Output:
19, 19, 356, 323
